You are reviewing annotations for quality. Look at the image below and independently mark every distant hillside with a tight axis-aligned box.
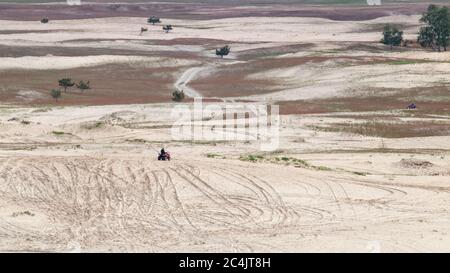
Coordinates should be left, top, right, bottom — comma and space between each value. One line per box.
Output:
1, 0, 448, 21
0, 0, 448, 4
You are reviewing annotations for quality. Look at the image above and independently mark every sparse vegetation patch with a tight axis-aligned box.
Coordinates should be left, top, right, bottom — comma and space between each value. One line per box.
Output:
239, 154, 332, 171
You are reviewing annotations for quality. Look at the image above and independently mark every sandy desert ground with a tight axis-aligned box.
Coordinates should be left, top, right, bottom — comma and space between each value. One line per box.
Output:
0, 2, 450, 252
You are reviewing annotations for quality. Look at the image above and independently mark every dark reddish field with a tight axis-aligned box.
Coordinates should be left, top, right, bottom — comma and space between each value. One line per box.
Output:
0, 64, 180, 105
278, 86, 450, 116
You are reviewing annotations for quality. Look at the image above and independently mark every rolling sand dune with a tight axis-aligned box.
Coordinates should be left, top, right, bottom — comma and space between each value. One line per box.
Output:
0, 104, 450, 252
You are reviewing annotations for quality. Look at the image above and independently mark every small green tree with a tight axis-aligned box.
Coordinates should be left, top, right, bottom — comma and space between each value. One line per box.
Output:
139, 27, 148, 35
50, 89, 61, 102
418, 26, 435, 48
163, 25, 173, 33
76, 80, 90, 93
381, 25, 403, 49
58, 78, 75, 92
148, 16, 161, 25
172, 90, 185, 102
216, 45, 231, 58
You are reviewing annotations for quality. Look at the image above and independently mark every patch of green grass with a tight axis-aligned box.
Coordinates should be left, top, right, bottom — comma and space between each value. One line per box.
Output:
11, 211, 34, 217
240, 154, 259, 162
292, 158, 310, 166
32, 107, 52, 113
315, 166, 333, 171
239, 154, 332, 171
126, 138, 151, 144
388, 60, 432, 65
206, 153, 225, 159
52, 131, 68, 136
239, 154, 267, 162
93, 122, 103, 128
81, 121, 104, 130
312, 120, 450, 138
352, 171, 369, 176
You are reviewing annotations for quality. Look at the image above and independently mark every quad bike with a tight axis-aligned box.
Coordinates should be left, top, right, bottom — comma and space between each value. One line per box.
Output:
158, 152, 171, 161
407, 103, 417, 110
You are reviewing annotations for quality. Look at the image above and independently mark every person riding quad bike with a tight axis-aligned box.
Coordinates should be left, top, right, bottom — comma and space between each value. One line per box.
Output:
158, 148, 171, 161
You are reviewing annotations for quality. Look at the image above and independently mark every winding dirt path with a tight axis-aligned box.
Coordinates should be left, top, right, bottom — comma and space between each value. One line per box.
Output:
174, 62, 240, 103
174, 66, 207, 98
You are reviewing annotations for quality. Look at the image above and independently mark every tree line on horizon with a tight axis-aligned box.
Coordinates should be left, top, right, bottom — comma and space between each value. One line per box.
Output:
382, 4, 450, 52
